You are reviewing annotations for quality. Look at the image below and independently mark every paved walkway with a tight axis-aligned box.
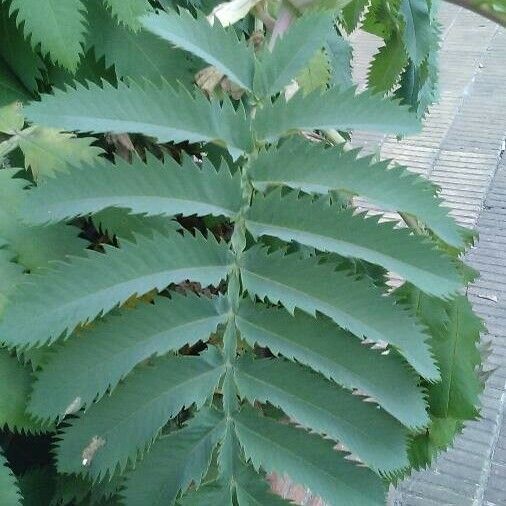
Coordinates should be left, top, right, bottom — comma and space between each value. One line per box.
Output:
351, 4, 506, 505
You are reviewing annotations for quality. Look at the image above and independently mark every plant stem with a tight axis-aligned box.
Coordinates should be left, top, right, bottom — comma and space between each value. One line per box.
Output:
444, 0, 506, 26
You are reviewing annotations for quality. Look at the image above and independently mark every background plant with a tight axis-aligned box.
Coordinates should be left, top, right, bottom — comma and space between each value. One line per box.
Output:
0, 0, 489, 504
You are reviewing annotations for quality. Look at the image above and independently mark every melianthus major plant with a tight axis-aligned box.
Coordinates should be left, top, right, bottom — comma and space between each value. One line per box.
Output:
0, 0, 489, 505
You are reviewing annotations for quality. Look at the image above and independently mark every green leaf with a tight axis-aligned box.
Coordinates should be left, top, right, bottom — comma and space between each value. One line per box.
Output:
236, 356, 409, 472
17, 468, 55, 506
368, 34, 408, 93
340, 0, 369, 32
325, 33, 353, 89
122, 408, 225, 505
22, 154, 241, 224
17, 127, 102, 179
254, 86, 420, 142
402, 289, 484, 420
0, 453, 21, 506
179, 479, 233, 505
250, 138, 464, 248
430, 296, 483, 419
254, 11, 333, 97
7, 0, 87, 71
241, 247, 437, 380
141, 9, 254, 91
246, 190, 462, 297
0, 348, 41, 433
0, 6, 43, 92
234, 408, 387, 506
400, 0, 431, 66
0, 169, 87, 270
104, 0, 151, 30
236, 300, 428, 428
86, 0, 198, 85
92, 208, 179, 242
0, 249, 24, 314
408, 416, 461, 470
235, 466, 291, 505
56, 351, 224, 480
296, 50, 330, 94
25, 81, 252, 159
29, 294, 228, 420
0, 100, 24, 133
0, 231, 232, 347
0, 59, 31, 105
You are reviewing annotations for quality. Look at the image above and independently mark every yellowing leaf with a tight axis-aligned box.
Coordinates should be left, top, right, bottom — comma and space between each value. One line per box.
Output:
17, 127, 103, 179
0, 101, 24, 134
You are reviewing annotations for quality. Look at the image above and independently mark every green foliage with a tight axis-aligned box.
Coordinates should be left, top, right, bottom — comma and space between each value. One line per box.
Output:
5, 0, 87, 71
250, 137, 465, 247
122, 408, 225, 505
23, 154, 241, 222
254, 86, 420, 141
141, 9, 255, 91
25, 80, 252, 159
254, 12, 334, 96
0, 453, 21, 506
0, 348, 39, 432
0, 3, 486, 505
104, 0, 151, 30
235, 408, 387, 505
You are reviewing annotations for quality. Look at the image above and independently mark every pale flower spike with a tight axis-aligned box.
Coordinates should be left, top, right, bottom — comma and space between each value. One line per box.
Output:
208, 0, 263, 26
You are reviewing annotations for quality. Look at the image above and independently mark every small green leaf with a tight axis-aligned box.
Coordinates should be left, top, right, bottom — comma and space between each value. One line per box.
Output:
122, 408, 226, 505
368, 34, 408, 93
0, 453, 21, 505
400, 0, 432, 66
6, 0, 87, 71
0, 101, 24, 133
254, 11, 333, 97
17, 127, 102, 179
141, 9, 254, 90
104, 0, 151, 30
